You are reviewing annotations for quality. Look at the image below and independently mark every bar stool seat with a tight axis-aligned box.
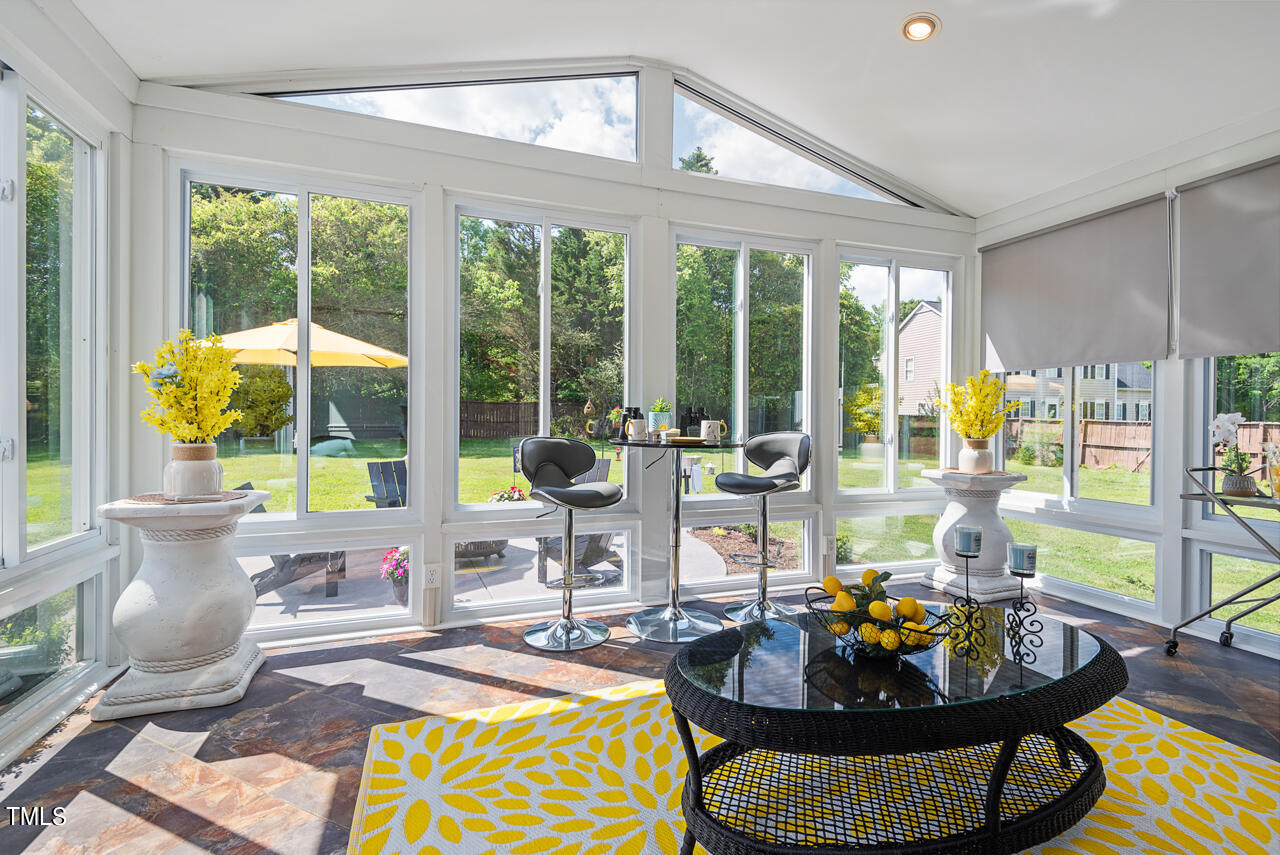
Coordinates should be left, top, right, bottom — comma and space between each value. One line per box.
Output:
520, 437, 620, 652
716, 431, 811, 624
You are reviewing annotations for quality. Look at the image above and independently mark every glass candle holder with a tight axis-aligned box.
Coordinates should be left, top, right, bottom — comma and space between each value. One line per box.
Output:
955, 525, 982, 558
1008, 542, 1038, 578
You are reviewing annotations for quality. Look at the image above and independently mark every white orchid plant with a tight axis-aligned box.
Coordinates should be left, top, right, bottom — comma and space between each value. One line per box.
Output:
1209, 412, 1251, 475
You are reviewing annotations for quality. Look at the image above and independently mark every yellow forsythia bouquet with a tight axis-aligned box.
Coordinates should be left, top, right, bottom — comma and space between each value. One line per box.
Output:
935, 369, 1018, 440
133, 330, 242, 443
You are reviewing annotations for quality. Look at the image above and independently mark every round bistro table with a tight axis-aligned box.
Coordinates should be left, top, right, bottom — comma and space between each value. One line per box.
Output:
665, 611, 1128, 855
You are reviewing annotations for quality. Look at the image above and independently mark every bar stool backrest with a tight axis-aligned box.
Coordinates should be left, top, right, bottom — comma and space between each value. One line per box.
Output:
519, 437, 597, 489
744, 431, 811, 479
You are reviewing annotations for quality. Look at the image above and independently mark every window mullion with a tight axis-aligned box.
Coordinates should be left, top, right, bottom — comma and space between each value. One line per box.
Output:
1063, 368, 1076, 499
296, 191, 312, 517
540, 217, 552, 436
0, 75, 25, 566
70, 138, 92, 535
885, 260, 901, 493
735, 243, 749, 472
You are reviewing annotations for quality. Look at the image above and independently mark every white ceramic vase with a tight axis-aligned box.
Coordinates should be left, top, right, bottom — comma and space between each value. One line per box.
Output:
163, 442, 224, 502
958, 439, 994, 475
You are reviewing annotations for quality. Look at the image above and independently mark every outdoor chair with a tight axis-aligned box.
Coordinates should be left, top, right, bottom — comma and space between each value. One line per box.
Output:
366, 460, 408, 508
236, 482, 347, 598
714, 431, 810, 622
520, 437, 622, 651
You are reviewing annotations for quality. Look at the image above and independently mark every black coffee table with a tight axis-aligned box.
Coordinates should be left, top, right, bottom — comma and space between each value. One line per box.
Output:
665, 610, 1128, 855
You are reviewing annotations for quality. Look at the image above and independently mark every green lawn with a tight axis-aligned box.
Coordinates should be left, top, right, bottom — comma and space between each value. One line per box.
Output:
219, 438, 407, 513
838, 449, 938, 490
25, 449, 73, 547
1004, 460, 1152, 505
1210, 554, 1280, 635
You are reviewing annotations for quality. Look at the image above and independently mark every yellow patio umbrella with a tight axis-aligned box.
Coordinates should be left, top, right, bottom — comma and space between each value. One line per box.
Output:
217, 319, 408, 368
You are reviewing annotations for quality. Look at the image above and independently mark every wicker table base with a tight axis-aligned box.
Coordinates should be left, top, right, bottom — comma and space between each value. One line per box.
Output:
675, 717, 1103, 854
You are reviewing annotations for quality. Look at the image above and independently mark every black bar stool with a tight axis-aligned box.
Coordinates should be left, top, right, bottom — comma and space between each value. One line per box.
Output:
715, 431, 811, 623
519, 437, 622, 651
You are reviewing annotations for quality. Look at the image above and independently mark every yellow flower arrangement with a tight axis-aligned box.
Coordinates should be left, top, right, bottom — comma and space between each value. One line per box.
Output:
935, 369, 1019, 440
133, 330, 243, 444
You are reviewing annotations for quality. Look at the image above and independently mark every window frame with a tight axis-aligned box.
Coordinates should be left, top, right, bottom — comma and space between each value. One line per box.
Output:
834, 248, 957, 499
447, 196, 638, 517
176, 162, 421, 528
671, 225, 817, 506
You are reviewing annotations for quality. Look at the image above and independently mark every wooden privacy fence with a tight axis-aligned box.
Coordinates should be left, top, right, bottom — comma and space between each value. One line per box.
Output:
459, 401, 599, 440
1006, 418, 1279, 473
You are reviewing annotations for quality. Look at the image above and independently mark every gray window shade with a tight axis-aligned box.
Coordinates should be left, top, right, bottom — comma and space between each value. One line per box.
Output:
1177, 160, 1280, 360
980, 198, 1170, 372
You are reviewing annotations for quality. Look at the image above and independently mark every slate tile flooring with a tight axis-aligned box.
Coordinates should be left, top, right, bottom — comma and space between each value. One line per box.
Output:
1, 585, 1276, 854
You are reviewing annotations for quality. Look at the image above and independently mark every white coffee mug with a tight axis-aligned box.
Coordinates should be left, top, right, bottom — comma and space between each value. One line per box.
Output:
625, 419, 647, 440
700, 420, 728, 441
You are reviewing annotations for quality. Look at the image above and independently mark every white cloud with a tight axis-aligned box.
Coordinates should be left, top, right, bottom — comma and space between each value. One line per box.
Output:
288, 76, 637, 161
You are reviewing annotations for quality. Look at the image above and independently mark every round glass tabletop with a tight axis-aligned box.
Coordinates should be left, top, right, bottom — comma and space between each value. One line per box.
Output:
677, 608, 1101, 713
613, 439, 745, 449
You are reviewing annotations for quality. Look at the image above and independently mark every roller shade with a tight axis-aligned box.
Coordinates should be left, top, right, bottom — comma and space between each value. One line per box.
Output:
980, 197, 1170, 372
1177, 160, 1280, 359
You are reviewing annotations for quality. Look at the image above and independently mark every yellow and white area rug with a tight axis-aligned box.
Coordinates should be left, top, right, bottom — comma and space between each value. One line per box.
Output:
347, 680, 1280, 855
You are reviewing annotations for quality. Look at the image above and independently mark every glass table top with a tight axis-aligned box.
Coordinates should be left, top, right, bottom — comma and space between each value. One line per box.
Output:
676, 609, 1101, 713
613, 439, 745, 449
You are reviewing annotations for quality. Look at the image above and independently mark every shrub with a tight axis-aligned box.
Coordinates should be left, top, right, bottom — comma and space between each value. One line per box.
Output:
230, 366, 295, 437
835, 533, 854, 564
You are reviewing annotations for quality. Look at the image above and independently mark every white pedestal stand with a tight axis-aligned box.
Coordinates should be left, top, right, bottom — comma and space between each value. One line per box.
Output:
92, 490, 269, 721
922, 470, 1027, 603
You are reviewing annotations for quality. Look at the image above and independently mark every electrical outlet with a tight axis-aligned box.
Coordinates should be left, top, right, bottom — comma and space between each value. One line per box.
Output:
424, 564, 442, 589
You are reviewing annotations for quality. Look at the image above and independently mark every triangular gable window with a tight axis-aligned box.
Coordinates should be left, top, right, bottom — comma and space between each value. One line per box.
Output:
277, 74, 637, 161
673, 85, 905, 204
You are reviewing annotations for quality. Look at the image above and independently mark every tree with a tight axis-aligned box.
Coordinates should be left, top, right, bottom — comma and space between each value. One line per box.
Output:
679, 146, 717, 174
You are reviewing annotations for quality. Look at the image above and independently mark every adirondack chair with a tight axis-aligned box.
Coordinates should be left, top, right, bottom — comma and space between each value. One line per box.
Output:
237, 483, 347, 598
366, 460, 408, 508
535, 458, 623, 585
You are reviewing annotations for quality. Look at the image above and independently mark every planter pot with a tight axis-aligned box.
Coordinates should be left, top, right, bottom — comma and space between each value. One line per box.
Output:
455, 539, 509, 560
391, 578, 409, 606
958, 439, 994, 475
649, 411, 672, 431
163, 442, 223, 502
1221, 473, 1257, 498
859, 437, 884, 461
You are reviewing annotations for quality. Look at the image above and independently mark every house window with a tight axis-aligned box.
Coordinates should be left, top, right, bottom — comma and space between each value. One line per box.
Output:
904, 357, 915, 381
457, 212, 628, 505
673, 83, 905, 203
1209, 353, 1279, 521
278, 74, 638, 161
1076, 364, 1152, 505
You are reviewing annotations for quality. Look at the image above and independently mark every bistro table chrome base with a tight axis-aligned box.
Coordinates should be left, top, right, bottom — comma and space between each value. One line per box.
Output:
524, 617, 610, 652
627, 605, 723, 643
723, 598, 797, 624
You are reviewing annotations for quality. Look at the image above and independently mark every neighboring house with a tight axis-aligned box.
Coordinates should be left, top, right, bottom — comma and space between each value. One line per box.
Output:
895, 300, 944, 415
1006, 363, 1152, 421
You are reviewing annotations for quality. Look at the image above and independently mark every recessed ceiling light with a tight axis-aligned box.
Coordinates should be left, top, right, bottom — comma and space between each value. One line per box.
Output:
902, 13, 940, 42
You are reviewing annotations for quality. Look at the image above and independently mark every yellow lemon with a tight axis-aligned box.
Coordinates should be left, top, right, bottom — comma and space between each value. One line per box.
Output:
895, 597, 919, 621
867, 600, 892, 623
822, 575, 845, 596
858, 623, 881, 644
879, 629, 901, 651
861, 568, 878, 588
829, 620, 851, 636
914, 601, 929, 623
900, 621, 924, 646
832, 591, 856, 613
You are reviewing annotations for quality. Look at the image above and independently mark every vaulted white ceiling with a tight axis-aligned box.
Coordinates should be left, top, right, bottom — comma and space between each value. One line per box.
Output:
69, 0, 1280, 217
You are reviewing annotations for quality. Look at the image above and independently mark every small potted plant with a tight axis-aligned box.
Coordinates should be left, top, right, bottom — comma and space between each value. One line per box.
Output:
229, 365, 295, 453
649, 397, 673, 432
608, 406, 626, 441
844, 384, 884, 461
1210, 412, 1256, 497
936, 370, 1019, 474
379, 547, 411, 606
133, 330, 242, 501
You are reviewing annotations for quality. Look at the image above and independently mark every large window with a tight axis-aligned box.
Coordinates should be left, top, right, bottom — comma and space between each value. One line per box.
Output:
1209, 353, 1279, 522
456, 212, 628, 506
673, 86, 902, 203
1204, 553, 1279, 636
837, 260, 948, 493
280, 74, 638, 161
1006, 519, 1155, 601
23, 104, 92, 552
0, 581, 93, 716
675, 238, 809, 491
188, 180, 411, 516
1000, 361, 1154, 506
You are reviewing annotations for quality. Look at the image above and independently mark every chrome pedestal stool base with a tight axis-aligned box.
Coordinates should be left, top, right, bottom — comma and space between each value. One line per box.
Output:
723, 598, 798, 624
627, 605, 722, 643
524, 616, 610, 652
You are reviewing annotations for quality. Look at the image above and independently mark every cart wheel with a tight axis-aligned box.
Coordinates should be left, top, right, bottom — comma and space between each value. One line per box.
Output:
1219, 631, 1233, 648
1164, 640, 1178, 656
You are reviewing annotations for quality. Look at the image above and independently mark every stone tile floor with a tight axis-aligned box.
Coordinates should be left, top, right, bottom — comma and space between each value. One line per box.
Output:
1, 583, 1276, 854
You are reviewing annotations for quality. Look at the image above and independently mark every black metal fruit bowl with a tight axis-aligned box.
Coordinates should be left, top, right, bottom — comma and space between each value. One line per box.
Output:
804, 587, 950, 658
